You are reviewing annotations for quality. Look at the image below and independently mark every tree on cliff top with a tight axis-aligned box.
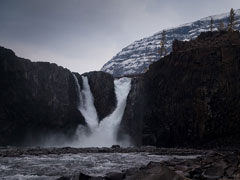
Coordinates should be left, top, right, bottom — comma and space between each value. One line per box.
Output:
159, 30, 167, 58
228, 8, 236, 31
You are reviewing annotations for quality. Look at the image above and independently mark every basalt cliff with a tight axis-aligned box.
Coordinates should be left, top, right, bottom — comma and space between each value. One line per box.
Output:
121, 31, 240, 148
0, 47, 116, 146
1, 31, 240, 148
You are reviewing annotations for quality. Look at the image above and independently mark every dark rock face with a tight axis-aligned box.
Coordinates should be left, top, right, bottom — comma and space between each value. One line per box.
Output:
0, 46, 85, 146
105, 172, 126, 180
1, 31, 240, 149
141, 31, 240, 147
83, 71, 116, 121
118, 77, 145, 146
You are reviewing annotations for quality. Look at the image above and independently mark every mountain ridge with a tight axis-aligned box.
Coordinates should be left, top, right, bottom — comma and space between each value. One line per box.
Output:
101, 9, 240, 77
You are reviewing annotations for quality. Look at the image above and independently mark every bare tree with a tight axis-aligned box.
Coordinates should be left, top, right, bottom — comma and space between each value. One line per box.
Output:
210, 17, 214, 32
159, 30, 167, 57
228, 8, 236, 31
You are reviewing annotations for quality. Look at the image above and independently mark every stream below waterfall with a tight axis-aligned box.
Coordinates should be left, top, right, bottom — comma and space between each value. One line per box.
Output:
0, 152, 199, 180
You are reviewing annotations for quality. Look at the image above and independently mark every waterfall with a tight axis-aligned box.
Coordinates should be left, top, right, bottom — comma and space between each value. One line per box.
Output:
72, 74, 131, 147
73, 75, 98, 129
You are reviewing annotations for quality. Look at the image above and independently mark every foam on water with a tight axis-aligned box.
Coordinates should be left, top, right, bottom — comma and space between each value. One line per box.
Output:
73, 75, 99, 129
71, 76, 132, 147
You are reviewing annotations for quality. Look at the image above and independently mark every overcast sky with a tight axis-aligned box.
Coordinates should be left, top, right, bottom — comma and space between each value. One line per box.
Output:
0, 0, 240, 73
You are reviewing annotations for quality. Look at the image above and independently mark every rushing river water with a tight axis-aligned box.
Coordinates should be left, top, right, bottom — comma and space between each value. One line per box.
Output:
0, 152, 199, 180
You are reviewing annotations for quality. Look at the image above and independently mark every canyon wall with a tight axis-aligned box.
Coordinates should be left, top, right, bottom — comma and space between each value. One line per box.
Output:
128, 31, 240, 147
1, 31, 240, 148
0, 47, 117, 146
0, 47, 86, 145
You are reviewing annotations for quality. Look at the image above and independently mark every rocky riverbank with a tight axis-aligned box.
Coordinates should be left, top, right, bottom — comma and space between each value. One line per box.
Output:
55, 148, 240, 180
0, 146, 239, 180
0, 146, 206, 157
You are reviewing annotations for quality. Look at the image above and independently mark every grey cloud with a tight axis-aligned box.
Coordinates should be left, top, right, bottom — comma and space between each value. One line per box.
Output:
0, 0, 240, 73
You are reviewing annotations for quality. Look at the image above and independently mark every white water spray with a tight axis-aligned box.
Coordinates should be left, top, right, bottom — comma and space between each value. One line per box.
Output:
72, 75, 131, 147
73, 75, 98, 129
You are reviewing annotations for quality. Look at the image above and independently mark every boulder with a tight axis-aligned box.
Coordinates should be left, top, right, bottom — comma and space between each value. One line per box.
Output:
105, 172, 126, 180
111, 145, 121, 149
203, 165, 224, 179
72, 172, 92, 180
125, 164, 190, 180
56, 177, 70, 180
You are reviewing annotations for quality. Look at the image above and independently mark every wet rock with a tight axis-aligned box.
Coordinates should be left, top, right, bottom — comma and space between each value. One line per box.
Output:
56, 177, 70, 180
213, 159, 229, 172
111, 145, 120, 149
83, 71, 116, 121
203, 165, 224, 179
72, 172, 92, 180
105, 172, 126, 180
90, 177, 104, 180
187, 167, 203, 179
125, 167, 140, 176
233, 169, 240, 179
225, 166, 236, 178
126, 164, 190, 180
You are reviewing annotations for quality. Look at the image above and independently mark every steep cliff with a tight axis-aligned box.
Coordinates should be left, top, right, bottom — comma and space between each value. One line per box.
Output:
83, 71, 116, 121
1, 31, 240, 148
0, 47, 85, 146
141, 31, 240, 147
118, 77, 145, 146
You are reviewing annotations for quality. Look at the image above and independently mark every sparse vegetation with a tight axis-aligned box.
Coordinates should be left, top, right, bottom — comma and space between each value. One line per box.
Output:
228, 8, 237, 31
159, 30, 167, 57
210, 17, 214, 32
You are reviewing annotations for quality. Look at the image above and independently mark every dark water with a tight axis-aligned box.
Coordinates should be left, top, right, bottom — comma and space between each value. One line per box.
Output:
0, 152, 199, 180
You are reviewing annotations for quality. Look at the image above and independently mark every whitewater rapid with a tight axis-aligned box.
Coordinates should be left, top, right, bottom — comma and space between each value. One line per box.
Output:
72, 75, 131, 147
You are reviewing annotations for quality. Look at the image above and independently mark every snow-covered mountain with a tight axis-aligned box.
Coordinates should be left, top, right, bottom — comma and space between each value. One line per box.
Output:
101, 9, 240, 77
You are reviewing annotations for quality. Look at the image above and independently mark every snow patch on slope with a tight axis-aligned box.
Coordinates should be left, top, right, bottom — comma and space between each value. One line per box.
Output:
101, 9, 240, 77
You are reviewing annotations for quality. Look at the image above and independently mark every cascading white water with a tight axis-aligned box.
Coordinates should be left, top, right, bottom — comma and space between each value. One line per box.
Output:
72, 75, 131, 147
73, 75, 98, 129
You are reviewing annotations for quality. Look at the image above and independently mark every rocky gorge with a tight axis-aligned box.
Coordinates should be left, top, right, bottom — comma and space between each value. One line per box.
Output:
0, 47, 117, 146
1, 31, 240, 148
0, 31, 240, 179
